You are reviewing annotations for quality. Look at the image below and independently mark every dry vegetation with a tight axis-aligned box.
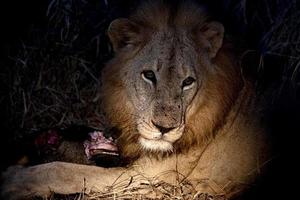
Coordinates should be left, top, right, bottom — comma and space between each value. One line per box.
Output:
42, 172, 227, 200
5, 0, 114, 134
1, 0, 300, 199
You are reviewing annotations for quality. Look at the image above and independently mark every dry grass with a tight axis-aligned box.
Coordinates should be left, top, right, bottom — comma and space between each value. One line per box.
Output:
4, 0, 116, 137
224, 0, 300, 93
43, 172, 227, 200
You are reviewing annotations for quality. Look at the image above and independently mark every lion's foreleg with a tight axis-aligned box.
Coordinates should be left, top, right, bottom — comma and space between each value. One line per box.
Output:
1, 162, 134, 200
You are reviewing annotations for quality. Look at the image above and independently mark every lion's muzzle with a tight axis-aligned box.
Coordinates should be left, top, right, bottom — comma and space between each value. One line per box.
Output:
152, 103, 183, 129
137, 120, 184, 152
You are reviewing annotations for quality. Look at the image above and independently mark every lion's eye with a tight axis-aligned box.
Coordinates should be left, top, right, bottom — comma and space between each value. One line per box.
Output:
182, 76, 196, 89
141, 70, 156, 84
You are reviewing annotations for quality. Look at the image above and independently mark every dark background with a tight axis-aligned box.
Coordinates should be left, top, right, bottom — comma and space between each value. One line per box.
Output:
0, 0, 299, 199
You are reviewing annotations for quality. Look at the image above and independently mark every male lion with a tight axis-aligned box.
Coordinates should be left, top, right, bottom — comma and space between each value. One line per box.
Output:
1, 0, 271, 199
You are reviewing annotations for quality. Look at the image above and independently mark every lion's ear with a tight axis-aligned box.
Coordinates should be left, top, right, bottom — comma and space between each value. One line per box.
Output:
107, 18, 141, 52
199, 21, 224, 58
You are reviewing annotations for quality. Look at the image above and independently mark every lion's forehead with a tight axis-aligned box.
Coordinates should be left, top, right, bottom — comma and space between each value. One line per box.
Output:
136, 31, 197, 77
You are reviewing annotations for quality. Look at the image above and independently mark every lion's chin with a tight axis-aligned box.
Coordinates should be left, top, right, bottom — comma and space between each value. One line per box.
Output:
139, 137, 174, 152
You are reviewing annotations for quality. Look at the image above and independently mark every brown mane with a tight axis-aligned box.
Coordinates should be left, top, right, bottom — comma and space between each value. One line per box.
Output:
101, 0, 244, 161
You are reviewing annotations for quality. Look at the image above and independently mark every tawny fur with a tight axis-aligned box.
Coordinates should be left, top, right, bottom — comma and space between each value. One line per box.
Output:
1, 1, 271, 199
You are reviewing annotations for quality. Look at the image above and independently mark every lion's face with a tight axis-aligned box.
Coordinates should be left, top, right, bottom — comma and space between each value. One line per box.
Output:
121, 30, 203, 152
102, 1, 242, 157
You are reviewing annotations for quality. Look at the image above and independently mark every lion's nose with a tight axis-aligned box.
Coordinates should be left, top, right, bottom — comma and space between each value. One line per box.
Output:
152, 121, 176, 134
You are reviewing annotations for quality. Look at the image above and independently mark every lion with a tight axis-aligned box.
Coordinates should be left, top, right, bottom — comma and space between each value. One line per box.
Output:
1, 0, 271, 199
